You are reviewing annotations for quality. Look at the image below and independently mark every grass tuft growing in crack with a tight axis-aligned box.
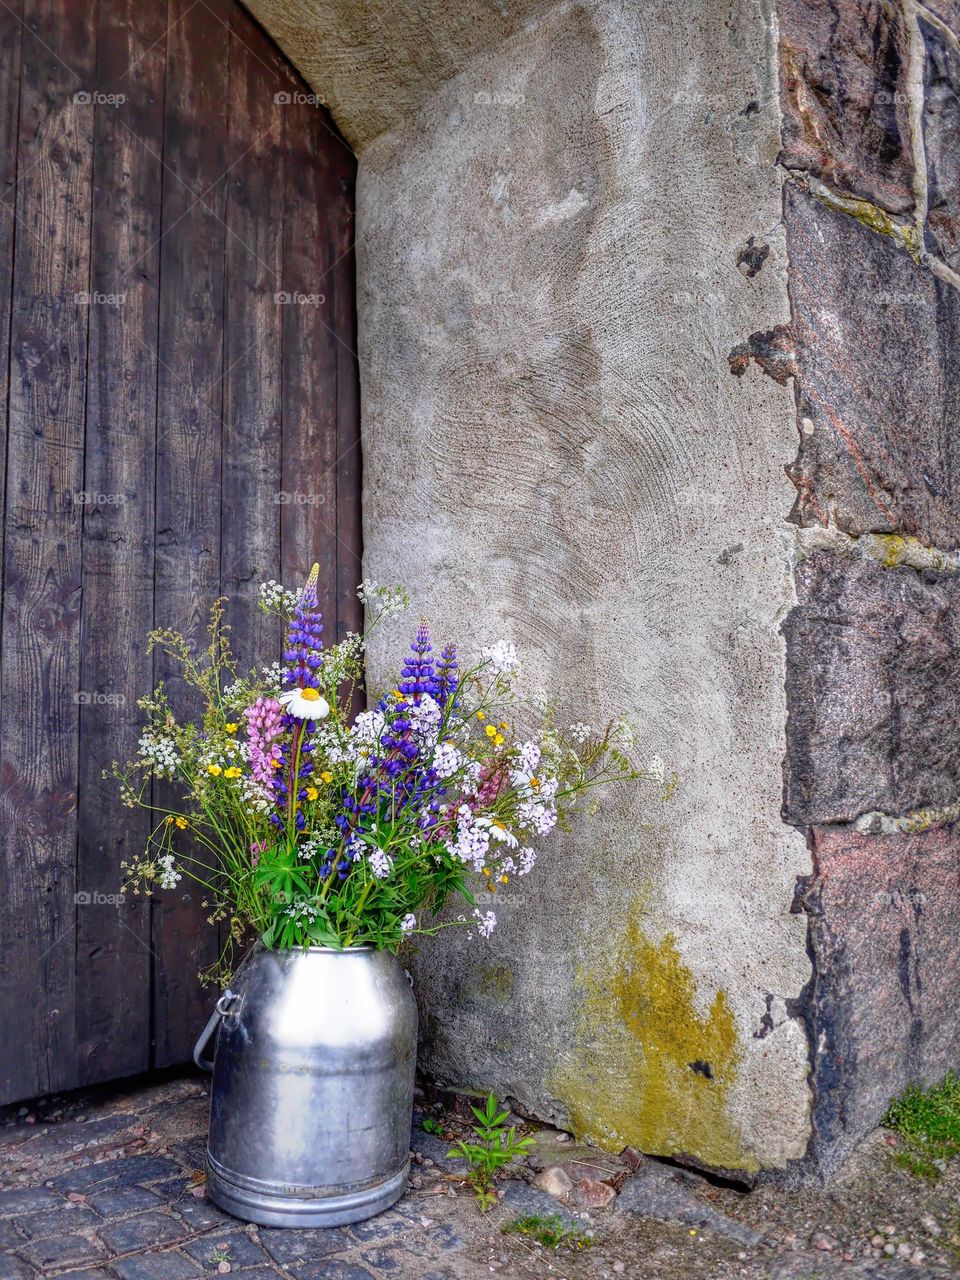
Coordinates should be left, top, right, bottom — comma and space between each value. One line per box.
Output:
883, 1071, 960, 1180
503, 1214, 594, 1250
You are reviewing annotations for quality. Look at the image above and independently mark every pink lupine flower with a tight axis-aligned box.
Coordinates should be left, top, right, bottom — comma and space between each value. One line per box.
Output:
244, 696, 283, 786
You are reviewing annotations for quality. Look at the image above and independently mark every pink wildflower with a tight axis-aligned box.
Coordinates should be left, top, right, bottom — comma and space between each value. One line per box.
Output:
244, 696, 283, 786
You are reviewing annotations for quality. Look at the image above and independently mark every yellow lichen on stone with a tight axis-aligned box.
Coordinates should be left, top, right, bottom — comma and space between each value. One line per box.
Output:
813, 184, 923, 262
549, 903, 756, 1173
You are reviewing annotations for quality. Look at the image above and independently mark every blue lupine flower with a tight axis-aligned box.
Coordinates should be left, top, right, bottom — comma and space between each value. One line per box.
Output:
435, 642, 458, 705
397, 620, 434, 703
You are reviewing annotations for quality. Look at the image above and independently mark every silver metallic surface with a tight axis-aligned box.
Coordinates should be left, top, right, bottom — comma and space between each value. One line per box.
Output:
199, 944, 418, 1228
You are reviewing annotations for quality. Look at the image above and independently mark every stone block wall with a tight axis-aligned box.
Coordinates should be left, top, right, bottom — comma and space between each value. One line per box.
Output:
775, 0, 960, 1173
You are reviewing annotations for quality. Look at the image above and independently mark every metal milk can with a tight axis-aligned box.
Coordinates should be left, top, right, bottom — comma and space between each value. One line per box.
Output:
193, 944, 418, 1227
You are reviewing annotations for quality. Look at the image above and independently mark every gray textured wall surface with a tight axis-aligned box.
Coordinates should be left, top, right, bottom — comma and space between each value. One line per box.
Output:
352, 0, 812, 1177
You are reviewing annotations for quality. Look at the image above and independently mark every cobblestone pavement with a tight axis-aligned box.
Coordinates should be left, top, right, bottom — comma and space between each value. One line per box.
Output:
2, 1075, 960, 1280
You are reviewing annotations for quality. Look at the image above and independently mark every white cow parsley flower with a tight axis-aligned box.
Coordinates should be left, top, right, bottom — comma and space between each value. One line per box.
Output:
157, 853, 181, 890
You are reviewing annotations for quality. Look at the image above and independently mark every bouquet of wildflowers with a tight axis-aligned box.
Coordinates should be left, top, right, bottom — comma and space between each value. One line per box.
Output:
116, 566, 650, 978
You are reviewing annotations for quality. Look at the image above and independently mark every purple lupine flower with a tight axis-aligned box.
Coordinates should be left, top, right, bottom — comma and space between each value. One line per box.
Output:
397, 620, 435, 704
434, 641, 459, 705
283, 563, 324, 689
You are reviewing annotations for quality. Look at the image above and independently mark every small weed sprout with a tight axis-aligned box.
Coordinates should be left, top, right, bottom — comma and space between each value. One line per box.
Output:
883, 1071, 960, 1180
448, 1092, 534, 1211
503, 1213, 593, 1250
422, 1115, 444, 1136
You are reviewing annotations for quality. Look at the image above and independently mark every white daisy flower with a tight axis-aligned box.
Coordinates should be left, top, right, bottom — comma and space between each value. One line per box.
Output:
279, 686, 330, 720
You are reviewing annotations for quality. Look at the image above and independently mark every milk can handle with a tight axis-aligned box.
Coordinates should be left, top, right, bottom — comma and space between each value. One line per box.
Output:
192, 990, 237, 1071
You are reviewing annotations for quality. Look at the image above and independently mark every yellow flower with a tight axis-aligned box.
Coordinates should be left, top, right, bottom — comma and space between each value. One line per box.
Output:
486, 881, 496, 893
271, 758, 283, 770
305, 786, 319, 801
485, 725, 497, 738
207, 764, 222, 776
476, 711, 485, 721
482, 866, 490, 877
494, 734, 504, 746
529, 776, 540, 789
223, 766, 242, 779
320, 771, 333, 784
225, 723, 238, 734
165, 815, 175, 825
392, 689, 404, 700
500, 874, 509, 884
499, 721, 509, 730
175, 817, 188, 830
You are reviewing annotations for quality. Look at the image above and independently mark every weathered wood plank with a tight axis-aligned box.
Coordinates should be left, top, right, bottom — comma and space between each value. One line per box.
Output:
151, 0, 230, 1067
279, 82, 339, 624
221, 8, 284, 668
0, 0, 23, 691
75, 0, 166, 1086
0, 0, 95, 1100
332, 155, 362, 642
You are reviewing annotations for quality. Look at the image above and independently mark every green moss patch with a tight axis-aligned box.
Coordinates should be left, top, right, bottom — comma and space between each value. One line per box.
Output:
883, 1072, 960, 1179
502, 1214, 593, 1250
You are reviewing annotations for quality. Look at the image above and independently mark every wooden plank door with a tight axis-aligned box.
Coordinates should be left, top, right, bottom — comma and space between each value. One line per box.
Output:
0, 0, 361, 1105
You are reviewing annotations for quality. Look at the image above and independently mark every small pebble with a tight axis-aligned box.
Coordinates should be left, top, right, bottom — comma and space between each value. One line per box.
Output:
217, 1262, 230, 1275
423, 1158, 434, 1168
410, 1175, 423, 1189
414, 1152, 424, 1165
613, 1263, 625, 1275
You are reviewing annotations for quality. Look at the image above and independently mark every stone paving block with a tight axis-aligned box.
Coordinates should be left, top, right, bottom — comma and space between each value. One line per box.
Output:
0, 1219, 22, 1248
349, 1210, 413, 1243
0, 1187, 62, 1216
358, 1246, 405, 1274
287, 1265, 374, 1280
0, 1257, 31, 1280
216, 1271, 279, 1280
166, 1195, 236, 1232
88, 1187, 165, 1218
14, 1203, 101, 1239
180, 1231, 269, 1271
14, 1231, 106, 1270
615, 1162, 763, 1245
97, 1210, 190, 1253
258, 1226, 354, 1268
110, 1253, 205, 1280
497, 1179, 579, 1230
54, 1156, 184, 1195
54, 1272, 115, 1280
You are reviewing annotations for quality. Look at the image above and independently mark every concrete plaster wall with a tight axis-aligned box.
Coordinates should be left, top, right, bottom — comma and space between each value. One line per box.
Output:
352, 0, 813, 1178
